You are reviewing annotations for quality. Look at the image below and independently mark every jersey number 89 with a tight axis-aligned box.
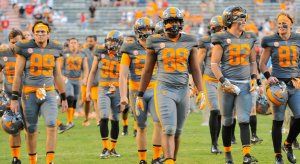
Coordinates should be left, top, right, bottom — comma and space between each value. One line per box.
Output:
30, 54, 55, 76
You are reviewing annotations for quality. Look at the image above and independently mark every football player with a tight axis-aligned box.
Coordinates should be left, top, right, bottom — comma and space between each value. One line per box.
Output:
119, 17, 162, 164
86, 30, 124, 159
82, 35, 100, 126
138, 7, 205, 164
198, 15, 224, 154
259, 12, 300, 164
63, 38, 89, 129
154, 21, 164, 35
211, 6, 259, 163
0, 29, 23, 164
11, 21, 68, 164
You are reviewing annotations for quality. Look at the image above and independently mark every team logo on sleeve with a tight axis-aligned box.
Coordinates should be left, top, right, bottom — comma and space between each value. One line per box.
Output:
274, 42, 279, 47
160, 43, 166, 49
246, 34, 251, 38
66, 53, 70, 57
133, 50, 139, 56
226, 39, 231, 44
2, 57, 7, 62
27, 48, 33, 54
101, 54, 105, 59
210, 43, 214, 48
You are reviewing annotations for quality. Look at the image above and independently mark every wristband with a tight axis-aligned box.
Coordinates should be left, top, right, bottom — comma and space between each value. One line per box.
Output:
11, 94, 19, 100
137, 91, 144, 97
257, 79, 262, 86
12, 91, 20, 96
251, 74, 257, 79
219, 76, 226, 84
60, 92, 67, 100
263, 71, 271, 80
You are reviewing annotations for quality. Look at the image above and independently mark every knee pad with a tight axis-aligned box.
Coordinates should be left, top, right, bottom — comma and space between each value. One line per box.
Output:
222, 117, 234, 127
100, 118, 109, 138
27, 125, 37, 133
163, 125, 176, 135
67, 96, 74, 108
73, 99, 77, 109
210, 110, 220, 116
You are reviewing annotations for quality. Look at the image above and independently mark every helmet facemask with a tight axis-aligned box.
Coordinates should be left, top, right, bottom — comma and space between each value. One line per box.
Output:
164, 18, 183, 36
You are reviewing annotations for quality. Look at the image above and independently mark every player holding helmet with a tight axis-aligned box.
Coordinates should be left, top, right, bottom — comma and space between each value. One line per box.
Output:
259, 12, 300, 164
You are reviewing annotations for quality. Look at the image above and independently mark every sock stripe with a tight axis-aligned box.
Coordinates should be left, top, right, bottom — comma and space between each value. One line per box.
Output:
29, 153, 36, 156
46, 151, 55, 154
153, 145, 161, 147
11, 146, 21, 148
138, 150, 147, 152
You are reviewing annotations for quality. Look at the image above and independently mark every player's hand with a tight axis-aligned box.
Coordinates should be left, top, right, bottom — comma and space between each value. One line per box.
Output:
61, 100, 68, 113
10, 100, 19, 113
195, 91, 206, 110
258, 85, 264, 95
82, 78, 87, 86
221, 79, 241, 95
86, 91, 91, 101
267, 76, 279, 85
135, 96, 145, 113
249, 79, 258, 92
119, 104, 125, 113
120, 96, 128, 106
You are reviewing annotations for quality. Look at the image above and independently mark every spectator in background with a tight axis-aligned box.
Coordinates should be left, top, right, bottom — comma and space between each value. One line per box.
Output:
19, 5, 25, 18
134, 9, 143, 19
81, 12, 87, 29
60, 12, 68, 24
89, 4, 96, 23
25, 3, 34, 16
126, 9, 134, 26
162, 0, 169, 8
1, 16, 9, 43
22, 31, 33, 40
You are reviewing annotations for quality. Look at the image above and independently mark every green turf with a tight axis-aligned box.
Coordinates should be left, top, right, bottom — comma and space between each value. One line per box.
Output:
0, 111, 299, 164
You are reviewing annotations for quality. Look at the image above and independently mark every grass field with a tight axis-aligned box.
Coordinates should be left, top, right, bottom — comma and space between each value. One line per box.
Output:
0, 110, 300, 164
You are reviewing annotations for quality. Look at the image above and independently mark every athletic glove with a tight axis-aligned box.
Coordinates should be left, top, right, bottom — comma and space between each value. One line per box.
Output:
196, 91, 206, 110
221, 79, 240, 95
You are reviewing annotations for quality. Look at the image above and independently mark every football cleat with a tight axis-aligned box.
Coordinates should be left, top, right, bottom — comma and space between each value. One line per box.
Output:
275, 154, 284, 164
293, 140, 300, 150
109, 149, 121, 157
226, 160, 234, 164
231, 136, 237, 144
151, 158, 162, 164
282, 143, 296, 163
243, 154, 258, 164
82, 120, 90, 127
58, 124, 67, 134
251, 135, 263, 144
66, 123, 75, 130
140, 160, 147, 164
122, 126, 128, 136
100, 148, 110, 159
211, 144, 222, 154
12, 157, 21, 164
225, 152, 234, 164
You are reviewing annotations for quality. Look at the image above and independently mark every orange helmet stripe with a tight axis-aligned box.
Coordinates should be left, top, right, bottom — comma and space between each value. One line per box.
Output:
108, 30, 115, 38
267, 88, 283, 106
217, 16, 223, 26
170, 7, 177, 17
144, 17, 150, 26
